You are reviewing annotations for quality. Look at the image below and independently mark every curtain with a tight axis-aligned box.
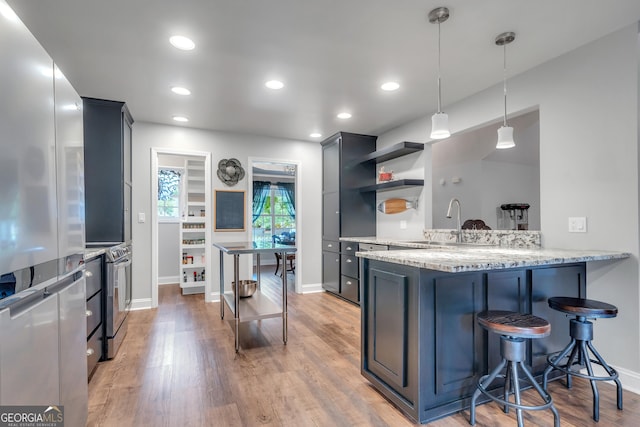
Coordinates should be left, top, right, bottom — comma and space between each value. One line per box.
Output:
277, 182, 295, 219
158, 169, 181, 201
252, 181, 271, 222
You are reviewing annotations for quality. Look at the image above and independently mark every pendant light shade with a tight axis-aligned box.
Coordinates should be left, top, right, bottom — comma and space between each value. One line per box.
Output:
496, 126, 515, 149
431, 112, 450, 139
495, 31, 516, 149
429, 7, 450, 140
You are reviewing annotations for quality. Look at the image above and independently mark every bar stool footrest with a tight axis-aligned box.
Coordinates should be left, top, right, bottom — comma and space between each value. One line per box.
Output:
475, 375, 556, 412
547, 353, 620, 382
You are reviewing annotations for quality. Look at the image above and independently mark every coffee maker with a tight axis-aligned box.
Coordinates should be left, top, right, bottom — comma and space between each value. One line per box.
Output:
500, 203, 530, 230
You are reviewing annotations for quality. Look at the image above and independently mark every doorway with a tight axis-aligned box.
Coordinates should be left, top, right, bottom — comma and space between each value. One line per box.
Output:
248, 158, 301, 293
151, 148, 212, 307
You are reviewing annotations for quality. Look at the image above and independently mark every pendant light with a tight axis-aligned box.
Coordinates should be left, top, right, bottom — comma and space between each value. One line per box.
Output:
429, 7, 450, 140
495, 32, 516, 149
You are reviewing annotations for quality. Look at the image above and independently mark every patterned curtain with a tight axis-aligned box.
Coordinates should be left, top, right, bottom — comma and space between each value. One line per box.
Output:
277, 182, 295, 219
252, 181, 271, 222
158, 169, 181, 201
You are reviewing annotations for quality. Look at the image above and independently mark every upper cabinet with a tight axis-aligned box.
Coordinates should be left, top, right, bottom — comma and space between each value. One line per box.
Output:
321, 132, 377, 240
83, 98, 134, 245
0, 6, 58, 273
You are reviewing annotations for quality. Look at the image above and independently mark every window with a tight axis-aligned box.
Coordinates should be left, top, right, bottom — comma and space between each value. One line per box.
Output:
252, 184, 295, 245
158, 168, 182, 219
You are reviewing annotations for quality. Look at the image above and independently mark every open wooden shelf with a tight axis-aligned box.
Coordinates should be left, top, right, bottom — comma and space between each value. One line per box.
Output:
358, 179, 425, 193
358, 141, 423, 164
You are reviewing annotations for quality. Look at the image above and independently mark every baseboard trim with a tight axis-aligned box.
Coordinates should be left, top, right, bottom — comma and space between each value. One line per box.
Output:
613, 365, 640, 395
159, 276, 179, 285
206, 292, 221, 303
130, 298, 152, 311
300, 282, 323, 294
578, 363, 640, 396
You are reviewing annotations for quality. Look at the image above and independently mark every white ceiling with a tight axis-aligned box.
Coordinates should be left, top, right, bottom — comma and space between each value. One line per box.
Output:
8, 0, 640, 142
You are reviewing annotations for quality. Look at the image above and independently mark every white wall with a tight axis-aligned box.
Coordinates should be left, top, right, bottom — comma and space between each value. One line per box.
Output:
378, 25, 640, 384
131, 123, 323, 306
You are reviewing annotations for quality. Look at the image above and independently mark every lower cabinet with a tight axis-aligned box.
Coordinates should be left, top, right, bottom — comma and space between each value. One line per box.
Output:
85, 255, 104, 380
322, 241, 361, 305
85, 255, 105, 380
364, 265, 418, 404
530, 265, 585, 373
321, 251, 340, 294
429, 271, 484, 403
340, 276, 359, 303
361, 259, 586, 424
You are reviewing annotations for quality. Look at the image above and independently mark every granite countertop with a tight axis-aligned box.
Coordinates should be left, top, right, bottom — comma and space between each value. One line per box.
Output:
341, 237, 630, 273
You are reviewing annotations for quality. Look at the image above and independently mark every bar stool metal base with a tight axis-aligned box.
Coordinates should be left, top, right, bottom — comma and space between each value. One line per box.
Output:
470, 336, 560, 427
542, 317, 623, 422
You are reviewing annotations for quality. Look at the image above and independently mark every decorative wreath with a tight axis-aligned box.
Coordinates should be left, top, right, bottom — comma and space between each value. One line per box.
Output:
217, 158, 245, 186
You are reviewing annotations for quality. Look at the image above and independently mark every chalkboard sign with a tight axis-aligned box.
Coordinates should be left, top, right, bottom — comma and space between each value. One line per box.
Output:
214, 190, 246, 231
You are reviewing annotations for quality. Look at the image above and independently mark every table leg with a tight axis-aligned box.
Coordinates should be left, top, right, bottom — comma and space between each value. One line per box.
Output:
281, 251, 288, 344
234, 253, 240, 352
219, 250, 225, 319
256, 253, 261, 290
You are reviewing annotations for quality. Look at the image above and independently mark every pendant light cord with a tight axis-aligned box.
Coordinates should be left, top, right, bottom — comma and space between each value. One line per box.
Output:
503, 43, 507, 127
437, 20, 442, 113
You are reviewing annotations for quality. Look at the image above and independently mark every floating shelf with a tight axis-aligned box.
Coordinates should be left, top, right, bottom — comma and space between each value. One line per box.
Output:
358, 141, 424, 164
358, 179, 424, 193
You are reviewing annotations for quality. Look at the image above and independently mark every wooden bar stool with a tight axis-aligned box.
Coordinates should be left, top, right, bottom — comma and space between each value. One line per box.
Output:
542, 297, 623, 422
470, 311, 560, 427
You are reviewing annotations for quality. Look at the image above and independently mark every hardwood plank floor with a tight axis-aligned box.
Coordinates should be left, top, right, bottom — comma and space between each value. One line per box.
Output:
88, 272, 639, 426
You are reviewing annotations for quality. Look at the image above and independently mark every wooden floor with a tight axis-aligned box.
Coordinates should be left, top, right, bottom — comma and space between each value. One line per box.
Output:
88, 272, 639, 426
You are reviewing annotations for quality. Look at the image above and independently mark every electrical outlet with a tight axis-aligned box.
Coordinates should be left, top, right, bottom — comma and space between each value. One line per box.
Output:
400, 220, 407, 229
568, 217, 586, 233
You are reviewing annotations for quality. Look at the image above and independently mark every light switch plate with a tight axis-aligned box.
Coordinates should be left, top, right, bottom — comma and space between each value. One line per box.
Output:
400, 220, 407, 229
138, 212, 146, 223
568, 217, 587, 233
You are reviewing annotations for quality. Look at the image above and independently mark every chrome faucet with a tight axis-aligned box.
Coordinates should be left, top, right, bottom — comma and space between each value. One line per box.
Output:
446, 198, 462, 243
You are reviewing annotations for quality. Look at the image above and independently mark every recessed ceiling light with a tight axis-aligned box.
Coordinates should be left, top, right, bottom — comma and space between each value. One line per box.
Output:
310, 133, 322, 138
171, 86, 191, 96
172, 115, 189, 123
337, 112, 352, 119
265, 80, 284, 90
381, 81, 400, 91
169, 35, 195, 51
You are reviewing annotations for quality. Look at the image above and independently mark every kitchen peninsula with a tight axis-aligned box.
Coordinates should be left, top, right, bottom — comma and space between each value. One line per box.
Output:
344, 236, 629, 423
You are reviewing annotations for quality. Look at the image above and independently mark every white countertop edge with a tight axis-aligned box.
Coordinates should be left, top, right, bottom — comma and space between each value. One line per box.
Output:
355, 247, 630, 273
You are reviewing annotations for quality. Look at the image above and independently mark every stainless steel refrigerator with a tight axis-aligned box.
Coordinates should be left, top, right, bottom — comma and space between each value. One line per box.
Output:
0, 3, 88, 426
